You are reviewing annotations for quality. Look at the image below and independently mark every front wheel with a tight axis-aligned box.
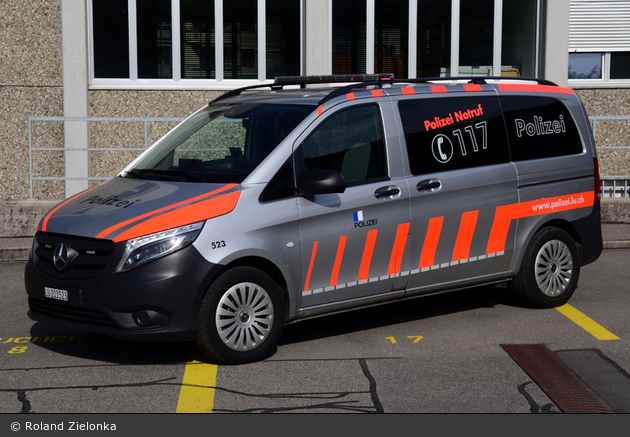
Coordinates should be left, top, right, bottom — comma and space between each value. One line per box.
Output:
510, 227, 580, 308
196, 266, 285, 364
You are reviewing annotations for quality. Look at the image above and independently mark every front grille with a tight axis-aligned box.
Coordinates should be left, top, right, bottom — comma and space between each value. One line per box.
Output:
29, 298, 119, 329
34, 233, 118, 280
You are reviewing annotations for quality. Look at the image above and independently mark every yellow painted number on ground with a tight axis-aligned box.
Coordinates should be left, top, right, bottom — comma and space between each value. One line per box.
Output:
386, 336, 424, 344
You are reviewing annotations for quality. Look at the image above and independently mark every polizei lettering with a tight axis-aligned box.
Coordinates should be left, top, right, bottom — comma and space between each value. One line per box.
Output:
515, 115, 566, 137
354, 219, 378, 229
424, 104, 484, 131
80, 194, 141, 208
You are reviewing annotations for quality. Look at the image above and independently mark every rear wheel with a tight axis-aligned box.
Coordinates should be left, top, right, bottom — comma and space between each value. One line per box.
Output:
511, 227, 580, 308
196, 266, 285, 364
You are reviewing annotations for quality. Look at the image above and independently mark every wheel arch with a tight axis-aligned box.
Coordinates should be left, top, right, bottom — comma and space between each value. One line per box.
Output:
513, 217, 585, 276
212, 256, 293, 321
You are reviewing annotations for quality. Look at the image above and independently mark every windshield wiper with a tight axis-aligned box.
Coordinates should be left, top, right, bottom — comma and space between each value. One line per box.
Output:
123, 169, 147, 180
123, 168, 206, 183
164, 169, 206, 183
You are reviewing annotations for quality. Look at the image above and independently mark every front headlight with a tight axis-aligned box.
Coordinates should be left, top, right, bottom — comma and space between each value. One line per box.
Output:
116, 222, 204, 273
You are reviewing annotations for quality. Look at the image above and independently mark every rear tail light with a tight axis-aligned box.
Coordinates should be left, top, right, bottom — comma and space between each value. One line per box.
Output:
594, 158, 602, 203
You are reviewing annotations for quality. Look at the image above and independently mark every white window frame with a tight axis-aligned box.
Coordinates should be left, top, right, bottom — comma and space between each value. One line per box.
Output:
569, 52, 630, 88
88, 0, 303, 90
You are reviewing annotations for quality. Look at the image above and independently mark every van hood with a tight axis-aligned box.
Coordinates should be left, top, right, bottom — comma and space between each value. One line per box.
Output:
36, 177, 241, 242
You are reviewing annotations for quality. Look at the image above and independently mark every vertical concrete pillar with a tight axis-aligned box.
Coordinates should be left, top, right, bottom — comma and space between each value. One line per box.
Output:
61, 0, 90, 197
304, 0, 332, 75
543, 0, 570, 86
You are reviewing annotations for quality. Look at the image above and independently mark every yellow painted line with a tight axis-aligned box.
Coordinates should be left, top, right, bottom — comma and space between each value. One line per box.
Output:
176, 359, 218, 413
555, 303, 620, 340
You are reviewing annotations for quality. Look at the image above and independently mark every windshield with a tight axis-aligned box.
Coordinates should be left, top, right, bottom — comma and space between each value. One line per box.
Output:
125, 103, 314, 183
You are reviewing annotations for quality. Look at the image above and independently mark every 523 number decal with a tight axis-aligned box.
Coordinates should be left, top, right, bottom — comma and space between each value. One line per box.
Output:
211, 240, 226, 249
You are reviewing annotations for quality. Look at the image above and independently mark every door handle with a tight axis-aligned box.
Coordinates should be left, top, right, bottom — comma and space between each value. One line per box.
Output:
416, 179, 442, 192
374, 185, 401, 199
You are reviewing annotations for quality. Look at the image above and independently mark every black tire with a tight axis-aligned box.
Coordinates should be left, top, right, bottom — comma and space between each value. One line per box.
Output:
510, 227, 580, 308
196, 266, 285, 364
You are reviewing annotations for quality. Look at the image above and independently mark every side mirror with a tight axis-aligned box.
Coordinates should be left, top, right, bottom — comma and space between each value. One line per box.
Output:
297, 169, 346, 196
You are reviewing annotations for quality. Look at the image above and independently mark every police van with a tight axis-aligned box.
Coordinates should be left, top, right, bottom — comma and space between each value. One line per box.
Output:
24, 75, 603, 364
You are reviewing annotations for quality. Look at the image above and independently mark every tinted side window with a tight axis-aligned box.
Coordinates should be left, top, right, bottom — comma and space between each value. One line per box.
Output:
500, 96, 583, 161
299, 105, 388, 185
399, 96, 509, 176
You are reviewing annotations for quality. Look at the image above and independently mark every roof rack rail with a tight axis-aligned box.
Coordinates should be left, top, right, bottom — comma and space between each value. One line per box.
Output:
210, 75, 559, 106
210, 74, 394, 104
274, 74, 394, 86
318, 76, 559, 105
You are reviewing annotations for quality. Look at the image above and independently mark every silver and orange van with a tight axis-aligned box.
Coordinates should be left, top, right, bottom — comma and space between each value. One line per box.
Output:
24, 75, 603, 364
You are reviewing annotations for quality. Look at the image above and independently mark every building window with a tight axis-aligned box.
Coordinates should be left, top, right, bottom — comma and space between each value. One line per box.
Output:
458, 0, 493, 76
90, 0, 302, 87
137, 0, 173, 79
181, 0, 216, 79
569, 52, 630, 82
568, 53, 603, 80
332, 0, 367, 74
611, 52, 630, 79
416, 0, 451, 78
375, 0, 408, 79
501, 0, 538, 78
332, 0, 540, 79
92, 0, 130, 79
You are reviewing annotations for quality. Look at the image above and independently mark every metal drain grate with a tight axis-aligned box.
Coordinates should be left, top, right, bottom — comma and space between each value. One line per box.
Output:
501, 344, 616, 413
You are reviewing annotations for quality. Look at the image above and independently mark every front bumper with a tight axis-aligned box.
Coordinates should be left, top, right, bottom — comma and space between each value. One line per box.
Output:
24, 239, 220, 342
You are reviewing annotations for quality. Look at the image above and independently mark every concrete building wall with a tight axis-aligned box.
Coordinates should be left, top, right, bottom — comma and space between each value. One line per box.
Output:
0, 1, 628, 239
0, 0, 64, 201
576, 89, 630, 179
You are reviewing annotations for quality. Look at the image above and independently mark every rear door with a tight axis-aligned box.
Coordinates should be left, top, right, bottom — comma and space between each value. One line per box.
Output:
295, 103, 412, 308
398, 93, 519, 295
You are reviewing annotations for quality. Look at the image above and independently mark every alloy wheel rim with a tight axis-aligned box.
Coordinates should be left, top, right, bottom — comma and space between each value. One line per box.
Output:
535, 239, 573, 297
215, 282, 274, 351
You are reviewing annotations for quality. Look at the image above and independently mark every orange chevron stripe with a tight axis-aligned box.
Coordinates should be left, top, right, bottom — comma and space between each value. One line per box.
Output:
419, 217, 444, 269
112, 190, 241, 243
97, 184, 237, 240
330, 235, 347, 287
452, 210, 479, 262
388, 223, 410, 275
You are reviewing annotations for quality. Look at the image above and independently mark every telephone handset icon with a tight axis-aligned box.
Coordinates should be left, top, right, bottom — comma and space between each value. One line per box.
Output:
437, 137, 447, 161
432, 134, 452, 163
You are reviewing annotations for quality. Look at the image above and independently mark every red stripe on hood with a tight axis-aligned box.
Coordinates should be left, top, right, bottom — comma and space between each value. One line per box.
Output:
96, 183, 237, 240
112, 190, 241, 243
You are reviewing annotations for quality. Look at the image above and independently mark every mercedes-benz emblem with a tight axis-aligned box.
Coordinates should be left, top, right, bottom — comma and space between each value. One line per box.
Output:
53, 243, 70, 271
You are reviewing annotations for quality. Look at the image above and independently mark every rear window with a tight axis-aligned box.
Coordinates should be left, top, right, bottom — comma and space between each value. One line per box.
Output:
399, 96, 509, 176
500, 96, 584, 161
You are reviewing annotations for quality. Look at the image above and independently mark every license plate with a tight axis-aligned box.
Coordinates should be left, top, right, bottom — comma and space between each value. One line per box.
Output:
44, 287, 68, 302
